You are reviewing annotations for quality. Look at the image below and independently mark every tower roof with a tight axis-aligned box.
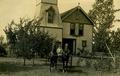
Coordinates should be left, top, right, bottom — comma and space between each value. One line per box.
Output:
39, 0, 58, 5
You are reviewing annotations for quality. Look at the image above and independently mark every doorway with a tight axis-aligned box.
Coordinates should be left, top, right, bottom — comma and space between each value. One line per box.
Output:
62, 38, 76, 54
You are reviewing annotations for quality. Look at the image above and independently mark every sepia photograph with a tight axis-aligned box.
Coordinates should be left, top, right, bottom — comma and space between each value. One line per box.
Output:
0, 0, 120, 76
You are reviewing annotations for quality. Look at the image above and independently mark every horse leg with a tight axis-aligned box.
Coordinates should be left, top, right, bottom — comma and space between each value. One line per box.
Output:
55, 57, 58, 70
66, 56, 70, 71
50, 57, 54, 72
62, 59, 65, 72
50, 58, 52, 72
62, 61, 67, 72
50, 63, 51, 72
66, 61, 68, 71
63, 60, 68, 72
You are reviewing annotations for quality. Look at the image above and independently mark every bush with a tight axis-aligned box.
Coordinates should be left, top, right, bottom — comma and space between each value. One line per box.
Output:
0, 45, 7, 57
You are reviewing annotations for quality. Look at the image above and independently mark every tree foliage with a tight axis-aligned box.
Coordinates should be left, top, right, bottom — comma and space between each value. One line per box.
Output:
4, 18, 55, 65
110, 29, 120, 54
89, 0, 115, 53
0, 36, 7, 57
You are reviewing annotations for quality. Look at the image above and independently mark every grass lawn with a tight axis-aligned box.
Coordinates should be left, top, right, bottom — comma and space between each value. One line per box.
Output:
0, 57, 120, 76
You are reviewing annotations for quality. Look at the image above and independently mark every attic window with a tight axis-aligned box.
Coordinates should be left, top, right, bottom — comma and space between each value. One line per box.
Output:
46, 7, 55, 23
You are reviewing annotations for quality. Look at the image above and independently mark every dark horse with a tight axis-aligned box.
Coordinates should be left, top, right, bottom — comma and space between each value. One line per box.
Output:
61, 50, 71, 72
49, 46, 71, 72
49, 49, 58, 72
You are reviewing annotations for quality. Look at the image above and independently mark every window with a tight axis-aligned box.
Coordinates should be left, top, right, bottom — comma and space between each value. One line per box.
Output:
82, 40, 87, 47
48, 10, 54, 23
79, 24, 84, 36
47, 7, 55, 23
70, 23, 75, 35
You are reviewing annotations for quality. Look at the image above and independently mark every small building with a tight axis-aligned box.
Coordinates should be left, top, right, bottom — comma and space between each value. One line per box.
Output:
35, 0, 94, 54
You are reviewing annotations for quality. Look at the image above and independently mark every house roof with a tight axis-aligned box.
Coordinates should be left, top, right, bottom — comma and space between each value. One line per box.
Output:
61, 6, 94, 25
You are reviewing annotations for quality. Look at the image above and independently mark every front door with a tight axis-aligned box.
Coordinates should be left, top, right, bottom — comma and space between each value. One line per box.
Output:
62, 39, 76, 54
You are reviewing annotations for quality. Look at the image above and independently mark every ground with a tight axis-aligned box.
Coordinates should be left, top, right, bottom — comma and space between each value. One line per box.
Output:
0, 57, 120, 76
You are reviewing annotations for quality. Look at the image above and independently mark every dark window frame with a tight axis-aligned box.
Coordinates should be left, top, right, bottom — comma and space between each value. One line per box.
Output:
82, 40, 87, 47
70, 23, 75, 35
79, 24, 84, 36
46, 7, 55, 23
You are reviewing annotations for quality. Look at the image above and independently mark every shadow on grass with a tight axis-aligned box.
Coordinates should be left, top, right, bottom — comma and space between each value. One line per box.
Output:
0, 62, 88, 75
56, 66, 87, 74
0, 62, 49, 74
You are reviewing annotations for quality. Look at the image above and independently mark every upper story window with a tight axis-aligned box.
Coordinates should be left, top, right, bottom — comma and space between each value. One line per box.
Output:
79, 24, 84, 36
46, 7, 55, 23
70, 23, 75, 35
70, 23, 84, 36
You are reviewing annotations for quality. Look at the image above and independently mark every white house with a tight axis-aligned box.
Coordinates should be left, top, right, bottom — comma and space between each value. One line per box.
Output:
35, 0, 94, 54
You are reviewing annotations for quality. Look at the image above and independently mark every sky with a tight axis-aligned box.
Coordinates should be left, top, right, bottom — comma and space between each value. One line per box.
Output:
0, 0, 120, 36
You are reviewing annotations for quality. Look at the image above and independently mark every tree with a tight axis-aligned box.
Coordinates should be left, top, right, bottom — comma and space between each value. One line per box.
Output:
5, 18, 55, 65
110, 29, 120, 69
4, 21, 17, 56
0, 36, 4, 45
0, 36, 8, 57
109, 29, 120, 53
0, 36, 7, 57
89, 0, 115, 53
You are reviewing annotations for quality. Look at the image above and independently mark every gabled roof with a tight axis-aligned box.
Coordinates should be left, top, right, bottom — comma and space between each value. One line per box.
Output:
61, 6, 94, 25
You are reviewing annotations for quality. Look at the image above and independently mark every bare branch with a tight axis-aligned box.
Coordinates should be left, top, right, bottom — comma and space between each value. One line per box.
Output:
114, 19, 120, 22
114, 9, 120, 13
